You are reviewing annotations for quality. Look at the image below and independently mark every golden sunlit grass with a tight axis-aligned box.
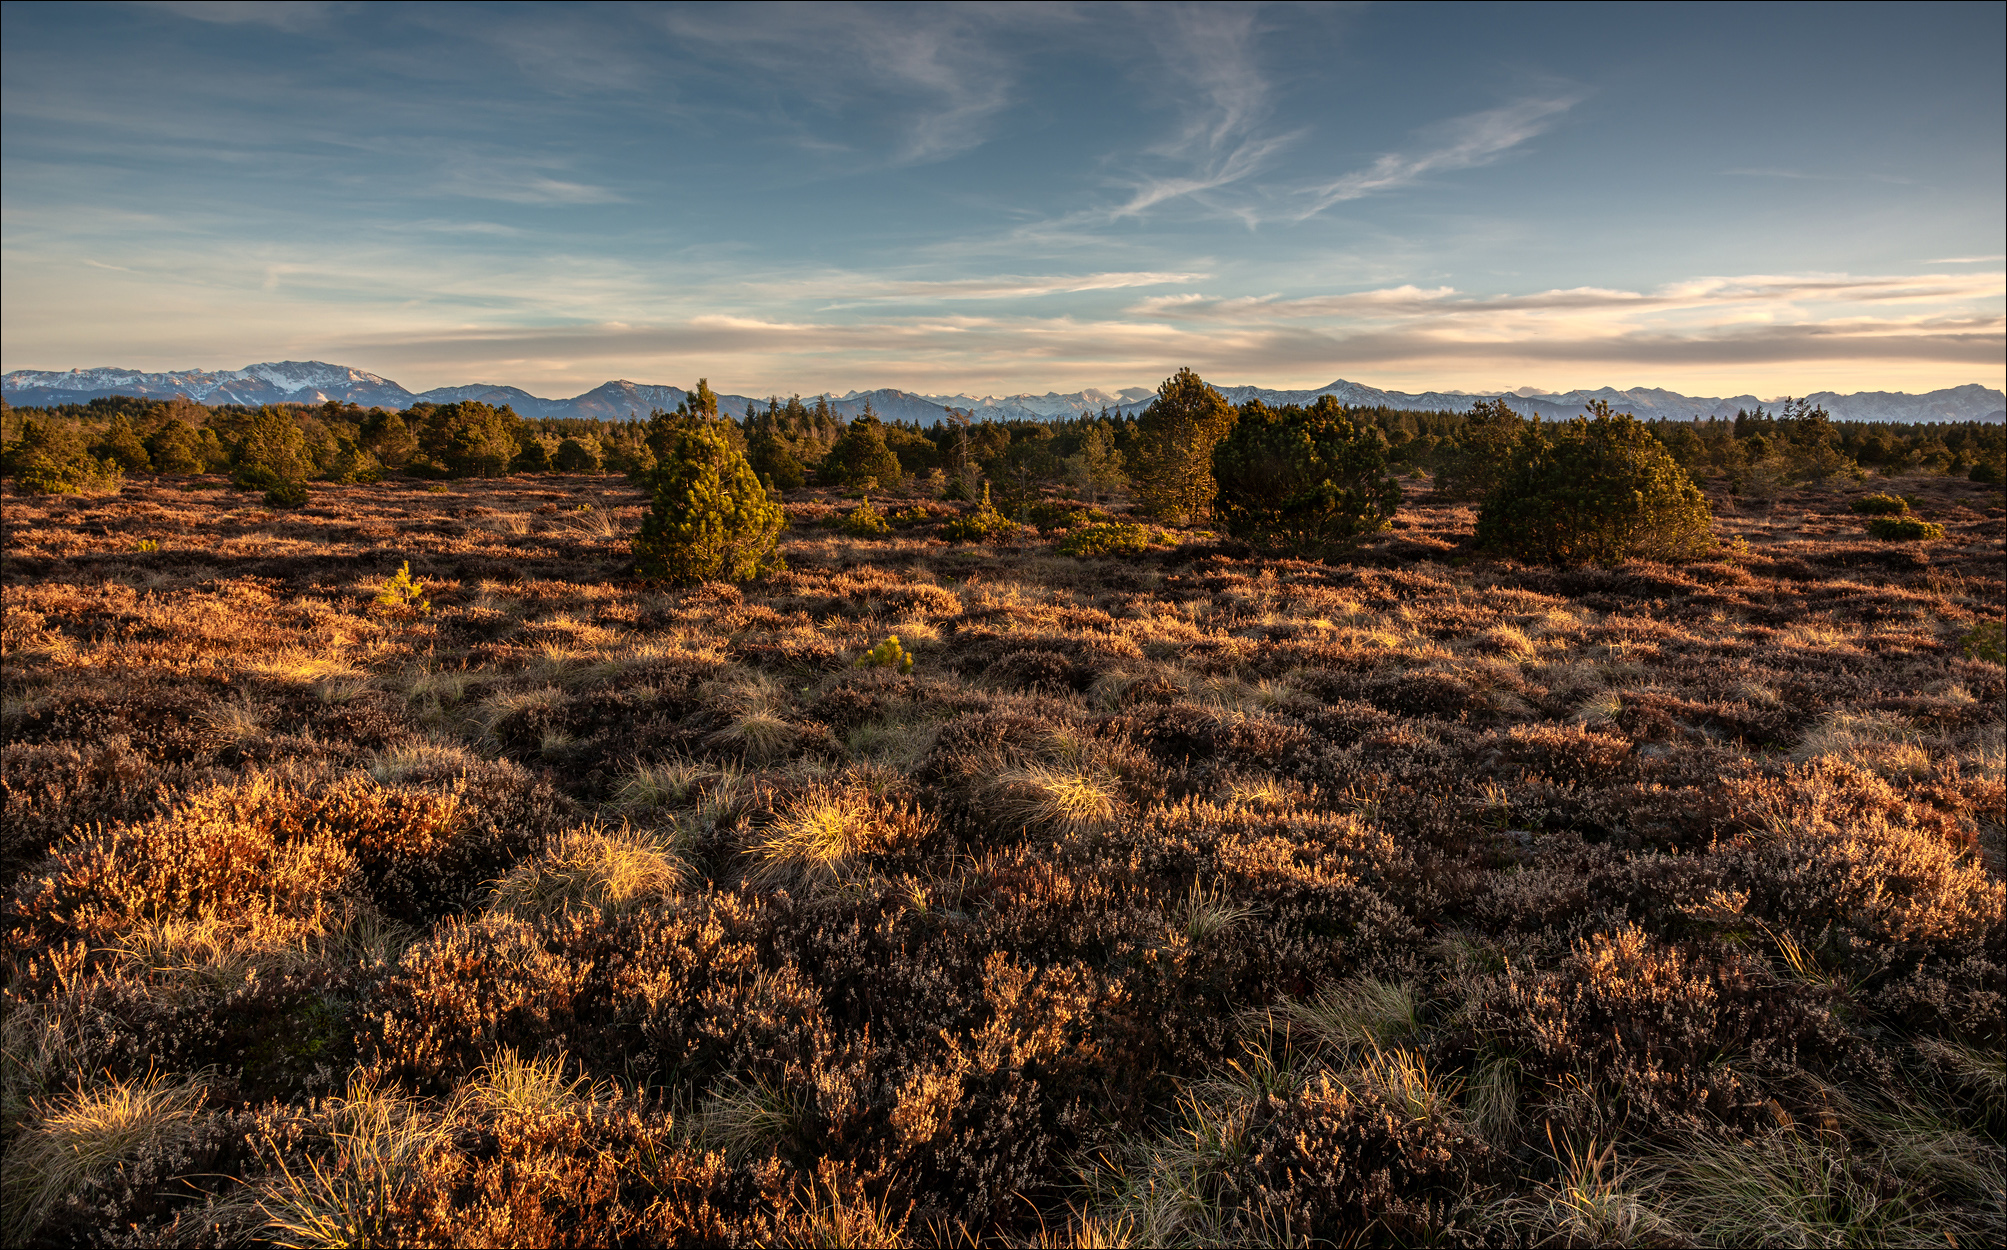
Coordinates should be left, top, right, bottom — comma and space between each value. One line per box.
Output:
254, 1076, 452, 1250
991, 765, 1120, 835
744, 787, 880, 889
488, 823, 687, 919
2, 1071, 209, 1243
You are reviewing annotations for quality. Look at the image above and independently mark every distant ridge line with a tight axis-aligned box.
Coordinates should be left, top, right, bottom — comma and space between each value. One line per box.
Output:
3, 361, 2001, 425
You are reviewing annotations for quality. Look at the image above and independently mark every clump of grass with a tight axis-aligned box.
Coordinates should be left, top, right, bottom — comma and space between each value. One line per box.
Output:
488, 823, 686, 919
3, 1071, 209, 1242
1489, 1135, 1668, 1248
702, 1073, 807, 1160
1644, 1123, 1981, 1248
367, 738, 479, 782
744, 787, 880, 890
255, 1076, 452, 1249
1174, 879, 1263, 942
465, 1047, 602, 1119
989, 765, 1119, 836
1278, 977, 1420, 1054
615, 758, 723, 811
1571, 690, 1623, 727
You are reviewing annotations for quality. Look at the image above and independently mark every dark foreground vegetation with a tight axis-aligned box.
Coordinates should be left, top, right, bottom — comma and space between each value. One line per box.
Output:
3, 463, 2002, 1246
2, 370, 2004, 1247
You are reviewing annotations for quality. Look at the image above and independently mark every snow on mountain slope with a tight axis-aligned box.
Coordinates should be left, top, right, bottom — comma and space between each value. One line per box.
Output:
4, 362, 1999, 425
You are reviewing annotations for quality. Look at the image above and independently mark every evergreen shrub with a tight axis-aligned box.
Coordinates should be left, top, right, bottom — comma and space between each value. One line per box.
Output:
1476, 404, 1714, 564
1851, 492, 1910, 515
3, 418, 125, 495
1866, 515, 1945, 541
1212, 396, 1403, 554
630, 417, 786, 584
1054, 522, 1160, 557
939, 484, 1018, 543
264, 480, 310, 509
838, 499, 889, 536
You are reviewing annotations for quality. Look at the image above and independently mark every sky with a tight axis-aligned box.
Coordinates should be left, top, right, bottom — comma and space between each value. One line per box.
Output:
2, 0, 2002, 400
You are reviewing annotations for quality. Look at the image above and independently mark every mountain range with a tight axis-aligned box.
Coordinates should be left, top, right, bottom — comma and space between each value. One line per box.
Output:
4, 361, 2001, 426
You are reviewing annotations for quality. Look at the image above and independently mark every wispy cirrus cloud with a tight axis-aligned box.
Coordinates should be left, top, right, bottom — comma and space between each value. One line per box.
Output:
1288, 95, 1582, 219
656, 3, 1066, 166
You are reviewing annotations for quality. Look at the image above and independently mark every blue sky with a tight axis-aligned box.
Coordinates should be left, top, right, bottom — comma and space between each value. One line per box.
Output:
2, 0, 2001, 398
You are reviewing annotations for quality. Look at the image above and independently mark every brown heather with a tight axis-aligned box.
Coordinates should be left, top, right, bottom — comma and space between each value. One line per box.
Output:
1, 469, 2002, 1247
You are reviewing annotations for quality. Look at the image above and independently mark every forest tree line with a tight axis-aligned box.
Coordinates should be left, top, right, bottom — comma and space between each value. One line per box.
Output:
2, 380, 2002, 502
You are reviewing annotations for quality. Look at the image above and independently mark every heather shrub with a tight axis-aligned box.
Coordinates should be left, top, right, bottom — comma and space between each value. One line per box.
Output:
1477, 404, 1714, 563
1224, 1071, 1482, 1245
631, 416, 787, 583
1866, 515, 1945, 541
1211, 396, 1403, 554
1851, 491, 1910, 515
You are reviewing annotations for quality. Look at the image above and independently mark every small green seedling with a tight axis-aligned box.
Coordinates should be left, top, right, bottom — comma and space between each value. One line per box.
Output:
374, 561, 431, 614
1961, 620, 2004, 665
857, 635, 914, 673
134, 539, 161, 552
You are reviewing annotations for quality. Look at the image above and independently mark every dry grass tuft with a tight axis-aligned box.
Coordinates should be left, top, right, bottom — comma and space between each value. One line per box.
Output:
488, 823, 686, 918
2, 1071, 209, 1242
743, 787, 881, 890
1278, 978, 1420, 1054
254, 1076, 453, 1249
991, 765, 1120, 835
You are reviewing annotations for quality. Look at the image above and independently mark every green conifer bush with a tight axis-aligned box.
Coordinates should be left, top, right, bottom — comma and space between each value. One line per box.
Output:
143, 420, 207, 474
1866, 515, 1945, 541
939, 483, 1018, 543
263, 480, 310, 509
824, 415, 902, 488
1431, 399, 1530, 500
1211, 396, 1403, 554
1053, 521, 1161, 556
1131, 368, 1237, 521
3, 418, 125, 495
838, 498, 889, 536
630, 416, 786, 584
1476, 403, 1714, 564
1851, 492, 1910, 515
856, 636, 915, 673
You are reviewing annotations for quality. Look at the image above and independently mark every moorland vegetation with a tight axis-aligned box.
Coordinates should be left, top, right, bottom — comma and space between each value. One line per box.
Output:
1, 370, 2003, 1247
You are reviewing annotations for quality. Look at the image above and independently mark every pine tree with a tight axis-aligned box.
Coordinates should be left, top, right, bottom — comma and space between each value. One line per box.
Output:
1476, 401, 1714, 564
94, 414, 152, 473
631, 415, 786, 584
825, 411, 903, 487
144, 420, 205, 474
1211, 397, 1401, 554
1131, 368, 1236, 522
